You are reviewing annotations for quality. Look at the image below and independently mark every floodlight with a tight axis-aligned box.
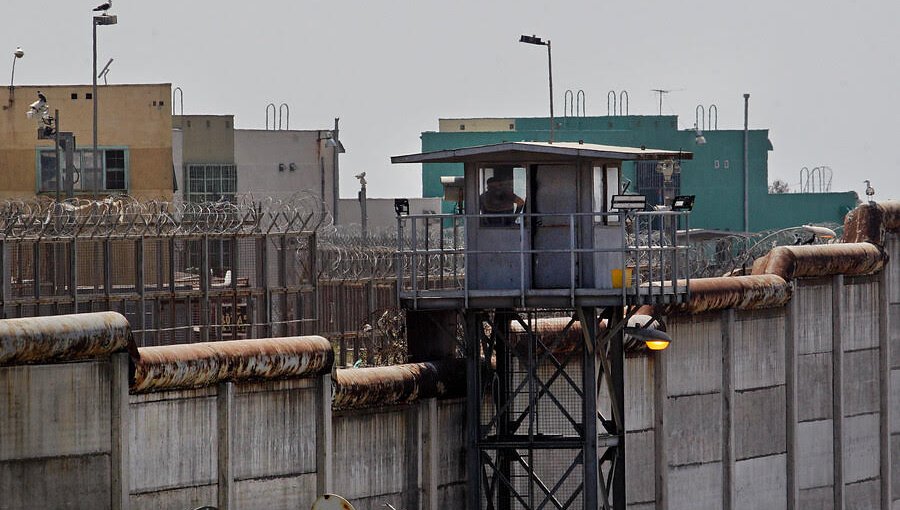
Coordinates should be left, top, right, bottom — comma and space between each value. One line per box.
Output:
610, 194, 647, 211
394, 198, 410, 216
672, 195, 695, 212
624, 326, 673, 351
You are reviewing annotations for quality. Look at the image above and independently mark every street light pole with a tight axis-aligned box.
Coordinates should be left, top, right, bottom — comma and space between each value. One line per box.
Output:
519, 34, 554, 143
743, 93, 750, 232
93, 14, 117, 197
8, 47, 24, 106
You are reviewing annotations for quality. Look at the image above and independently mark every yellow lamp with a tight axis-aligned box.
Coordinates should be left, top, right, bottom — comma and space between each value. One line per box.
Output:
624, 326, 673, 351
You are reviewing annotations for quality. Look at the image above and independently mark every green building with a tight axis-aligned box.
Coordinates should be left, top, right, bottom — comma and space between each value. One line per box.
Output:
420, 116, 858, 232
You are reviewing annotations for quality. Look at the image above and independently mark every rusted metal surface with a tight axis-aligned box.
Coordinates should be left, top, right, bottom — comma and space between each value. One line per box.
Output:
751, 243, 884, 280
0, 311, 134, 366
672, 274, 792, 314
332, 358, 465, 410
842, 200, 900, 245
132, 335, 333, 393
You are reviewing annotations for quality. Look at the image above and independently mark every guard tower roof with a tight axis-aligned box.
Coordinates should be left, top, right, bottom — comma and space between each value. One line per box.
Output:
391, 141, 692, 164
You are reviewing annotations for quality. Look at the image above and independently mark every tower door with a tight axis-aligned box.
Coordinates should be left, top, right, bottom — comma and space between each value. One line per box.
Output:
532, 165, 578, 289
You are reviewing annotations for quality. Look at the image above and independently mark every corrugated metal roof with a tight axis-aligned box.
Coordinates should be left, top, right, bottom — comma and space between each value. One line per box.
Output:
391, 141, 693, 164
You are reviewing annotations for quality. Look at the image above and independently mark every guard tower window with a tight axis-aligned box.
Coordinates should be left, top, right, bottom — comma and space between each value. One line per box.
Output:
478, 165, 526, 227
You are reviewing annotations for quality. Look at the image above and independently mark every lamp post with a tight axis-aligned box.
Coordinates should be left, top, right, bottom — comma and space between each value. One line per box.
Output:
93, 13, 117, 197
519, 34, 554, 143
355, 172, 368, 240
8, 47, 24, 106
743, 93, 750, 232
325, 118, 346, 223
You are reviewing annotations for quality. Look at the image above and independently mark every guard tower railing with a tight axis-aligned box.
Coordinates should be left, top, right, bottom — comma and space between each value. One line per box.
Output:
396, 210, 691, 309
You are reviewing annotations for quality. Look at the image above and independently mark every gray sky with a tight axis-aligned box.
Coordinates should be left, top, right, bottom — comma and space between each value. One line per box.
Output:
4, 0, 898, 201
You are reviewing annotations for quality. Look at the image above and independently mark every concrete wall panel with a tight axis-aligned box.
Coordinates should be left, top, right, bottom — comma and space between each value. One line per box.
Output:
842, 280, 880, 352
437, 483, 466, 509
666, 315, 722, 396
892, 304, 900, 369
797, 352, 833, 421
129, 394, 217, 492
796, 282, 833, 354
0, 454, 111, 510
796, 419, 834, 489
734, 454, 787, 510
799, 486, 834, 510
438, 400, 466, 485
845, 478, 880, 510
667, 462, 722, 510
233, 474, 317, 510
844, 348, 880, 416
333, 410, 406, 500
232, 386, 317, 480
625, 430, 655, 504
892, 434, 900, 503
733, 386, 786, 460
895, 371, 900, 434
843, 413, 880, 483
0, 362, 110, 461
130, 484, 216, 510
666, 393, 722, 466
734, 309, 785, 390
625, 355, 654, 430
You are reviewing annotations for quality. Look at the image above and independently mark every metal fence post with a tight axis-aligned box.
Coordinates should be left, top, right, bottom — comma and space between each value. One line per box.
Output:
201, 235, 210, 342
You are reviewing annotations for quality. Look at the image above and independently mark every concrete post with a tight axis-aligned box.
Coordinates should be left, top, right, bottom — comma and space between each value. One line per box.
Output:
653, 349, 668, 509
832, 274, 845, 510
109, 352, 130, 510
421, 398, 439, 510
316, 373, 333, 495
404, 402, 422, 509
880, 254, 892, 509
721, 309, 735, 510
217, 381, 234, 510
785, 286, 799, 510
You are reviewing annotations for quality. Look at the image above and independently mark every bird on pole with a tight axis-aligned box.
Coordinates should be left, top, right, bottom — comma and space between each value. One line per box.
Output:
93, 0, 112, 14
864, 179, 875, 204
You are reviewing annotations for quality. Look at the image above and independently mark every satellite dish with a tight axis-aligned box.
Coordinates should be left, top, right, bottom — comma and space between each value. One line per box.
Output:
311, 494, 355, 510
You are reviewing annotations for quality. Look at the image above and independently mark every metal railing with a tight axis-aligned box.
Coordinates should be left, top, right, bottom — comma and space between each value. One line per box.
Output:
396, 210, 691, 306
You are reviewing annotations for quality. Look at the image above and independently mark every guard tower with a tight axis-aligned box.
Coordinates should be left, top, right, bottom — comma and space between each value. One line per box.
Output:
392, 141, 692, 510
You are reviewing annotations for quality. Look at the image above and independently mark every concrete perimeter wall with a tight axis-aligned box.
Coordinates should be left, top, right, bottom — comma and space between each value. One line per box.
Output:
649, 234, 897, 510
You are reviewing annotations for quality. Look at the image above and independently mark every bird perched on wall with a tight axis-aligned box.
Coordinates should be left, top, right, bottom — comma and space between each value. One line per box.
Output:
864, 180, 875, 204
93, 0, 112, 14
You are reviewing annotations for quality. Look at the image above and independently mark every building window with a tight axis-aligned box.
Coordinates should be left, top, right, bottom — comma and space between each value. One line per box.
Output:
37, 147, 129, 193
185, 164, 237, 203
478, 165, 526, 227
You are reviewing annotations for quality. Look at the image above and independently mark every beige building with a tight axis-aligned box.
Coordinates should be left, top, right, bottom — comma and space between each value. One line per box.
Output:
0, 84, 174, 200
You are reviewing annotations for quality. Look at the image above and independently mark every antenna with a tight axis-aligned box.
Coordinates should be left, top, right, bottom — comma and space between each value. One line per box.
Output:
97, 58, 114, 85
651, 88, 684, 115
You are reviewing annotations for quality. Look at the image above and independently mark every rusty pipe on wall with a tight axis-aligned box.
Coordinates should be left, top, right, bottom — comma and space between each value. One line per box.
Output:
751, 243, 884, 281
673, 274, 792, 314
132, 336, 333, 393
0, 311, 134, 366
332, 358, 466, 410
842, 200, 900, 246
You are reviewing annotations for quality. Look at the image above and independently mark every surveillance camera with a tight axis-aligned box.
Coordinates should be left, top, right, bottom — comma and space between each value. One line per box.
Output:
14, 47, 24, 58
354, 172, 366, 179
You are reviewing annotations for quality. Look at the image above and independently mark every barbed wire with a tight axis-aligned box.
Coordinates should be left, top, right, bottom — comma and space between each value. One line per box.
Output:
688, 223, 843, 277
0, 192, 331, 240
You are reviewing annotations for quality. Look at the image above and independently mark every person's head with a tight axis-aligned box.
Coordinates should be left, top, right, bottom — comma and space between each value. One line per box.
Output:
486, 176, 512, 193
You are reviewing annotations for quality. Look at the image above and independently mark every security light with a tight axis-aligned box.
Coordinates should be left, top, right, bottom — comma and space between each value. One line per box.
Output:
610, 194, 647, 211
672, 195, 695, 212
394, 198, 410, 216
694, 123, 706, 145
801, 224, 836, 240
624, 325, 672, 351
